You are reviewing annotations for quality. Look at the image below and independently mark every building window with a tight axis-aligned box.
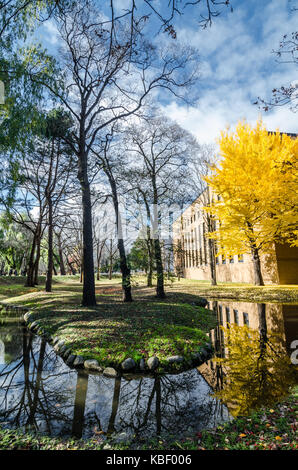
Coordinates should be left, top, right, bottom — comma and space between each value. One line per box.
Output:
219, 305, 223, 324
202, 223, 207, 264
229, 255, 234, 263
220, 328, 225, 344
238, 254, 244, 263
243, 312, 249, 326
226, 307, 230, 324
233, 309, 239, 324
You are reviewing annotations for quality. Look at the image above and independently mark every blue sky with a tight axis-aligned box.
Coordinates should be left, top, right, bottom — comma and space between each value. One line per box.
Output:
37, 0, 297, 145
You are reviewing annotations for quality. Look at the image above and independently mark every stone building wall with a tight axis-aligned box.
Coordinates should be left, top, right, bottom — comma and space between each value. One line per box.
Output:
173, 191, 296, 285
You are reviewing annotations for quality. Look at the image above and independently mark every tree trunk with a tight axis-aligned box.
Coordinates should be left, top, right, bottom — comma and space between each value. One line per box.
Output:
246, 221, 264, 286
67, 257, 76, 275
33, 235, 41, 285
147, 258, 153, 287
251, 246, 264, 286
146, 237, 154, 287
78, 150, 96, 306
154, 237, 165, 299
96, 241, 104, 281
26, 221, 41, 287
118, 238, 132, 302
205, 188, 217, 285
57, 235, 66, 275
108, 173, 132, 302
143, 193, 154, 288
25, 235, 37, 287
152, 184, 165, 299
208, 237, 217, 285
45, 197, 53, 292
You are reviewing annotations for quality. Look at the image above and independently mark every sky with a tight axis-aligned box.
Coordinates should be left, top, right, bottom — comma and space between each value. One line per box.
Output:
38, 0, 297, 145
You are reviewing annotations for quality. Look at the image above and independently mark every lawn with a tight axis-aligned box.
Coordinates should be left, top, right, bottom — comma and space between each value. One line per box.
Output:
165, 278, 298, 303
1, 275, 297, 371
0, 275, 217, 371
0, 275, 297, 450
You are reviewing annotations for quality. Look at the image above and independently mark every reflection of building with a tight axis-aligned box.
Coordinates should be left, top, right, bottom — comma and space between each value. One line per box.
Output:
198, 301, 298, 391
172, 190, 298, 284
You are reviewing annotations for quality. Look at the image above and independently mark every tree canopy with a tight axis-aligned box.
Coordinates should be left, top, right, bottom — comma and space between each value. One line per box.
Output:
205, 120, 298, 284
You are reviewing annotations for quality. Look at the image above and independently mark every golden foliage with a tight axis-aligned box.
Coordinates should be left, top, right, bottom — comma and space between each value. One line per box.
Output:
205, 120, 298, 255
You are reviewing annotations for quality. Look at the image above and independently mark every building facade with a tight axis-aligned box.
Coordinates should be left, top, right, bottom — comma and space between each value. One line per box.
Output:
172, 191, 298, 285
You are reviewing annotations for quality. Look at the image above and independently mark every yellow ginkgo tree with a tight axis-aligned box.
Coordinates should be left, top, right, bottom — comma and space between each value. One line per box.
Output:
205, 120, 298, 285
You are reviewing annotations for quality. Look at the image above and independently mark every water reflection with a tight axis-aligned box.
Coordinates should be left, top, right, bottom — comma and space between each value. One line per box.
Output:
1, 301, 296, 440
0, 317, 229, 440
200, 301, 298, 416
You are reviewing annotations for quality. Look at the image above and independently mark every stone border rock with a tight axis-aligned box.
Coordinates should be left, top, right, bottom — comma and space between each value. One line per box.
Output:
0, 301, 214, 375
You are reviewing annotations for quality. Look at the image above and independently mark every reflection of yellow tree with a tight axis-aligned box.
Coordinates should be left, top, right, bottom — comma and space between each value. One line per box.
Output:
214, 324, 298, 417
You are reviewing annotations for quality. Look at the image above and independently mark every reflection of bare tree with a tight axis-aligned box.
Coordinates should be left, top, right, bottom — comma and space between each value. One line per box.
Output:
1, 317, 229, 441
258, 303, 268, 358
107, 376, 121, 435
108, 370, 228, 440
0, 324, 75, 436
71, 371, 89, 439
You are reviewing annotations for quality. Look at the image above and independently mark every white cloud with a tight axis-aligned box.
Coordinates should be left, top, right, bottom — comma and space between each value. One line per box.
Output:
39, 19, 60, 45
159, 0, 297, 145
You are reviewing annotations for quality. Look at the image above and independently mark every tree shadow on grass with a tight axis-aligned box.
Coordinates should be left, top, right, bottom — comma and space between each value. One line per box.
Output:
34, 299, 216, 366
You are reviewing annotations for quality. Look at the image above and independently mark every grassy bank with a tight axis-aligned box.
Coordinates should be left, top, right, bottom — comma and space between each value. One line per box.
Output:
166, 278, 298, 303
0, 276, 216, 370
0, 387, 296, 451
0, 274, 297, 303
0, 275, 297, 370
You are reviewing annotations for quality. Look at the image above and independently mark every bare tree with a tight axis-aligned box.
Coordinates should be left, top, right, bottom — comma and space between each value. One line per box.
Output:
42, 109, 76, 291
30, 0, 199, 306
92, 129, 134, 301
125, 116, 196, 298
188, 143, 218, 285
4, 154, 49, 286
256, 5, 297, 112
0, 0, 232, 46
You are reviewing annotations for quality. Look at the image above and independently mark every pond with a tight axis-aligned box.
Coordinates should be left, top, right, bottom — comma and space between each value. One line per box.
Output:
0, 300, 297, 442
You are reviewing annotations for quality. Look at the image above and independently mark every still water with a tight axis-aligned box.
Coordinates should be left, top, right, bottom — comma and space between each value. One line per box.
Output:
0, 300, 297, 441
